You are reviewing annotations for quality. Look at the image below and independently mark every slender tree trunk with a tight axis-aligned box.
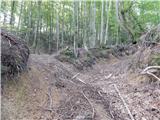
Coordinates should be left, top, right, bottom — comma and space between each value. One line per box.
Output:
76, 1, 79, 49
104, 0, 112, 45
10, 1, 16, 26
83, 1, 88, 51
61, 4, 64, 48
89, 0, 96, 48
49, 2, 53, 53
93, 0, 96, 48
80, 1, 83, 46
73, 1, 77, 57
3, 13, 7, 25
100, 0, 104, 46
17, 0, 23, 35
26, 1, 33, 44
116, 0, 134, 43
3, 2, 7, 25
56, 8, 59, 51
32, 1, 41, 53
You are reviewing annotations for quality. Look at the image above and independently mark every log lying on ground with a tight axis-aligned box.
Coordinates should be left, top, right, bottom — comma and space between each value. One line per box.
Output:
1, 29, 30, 77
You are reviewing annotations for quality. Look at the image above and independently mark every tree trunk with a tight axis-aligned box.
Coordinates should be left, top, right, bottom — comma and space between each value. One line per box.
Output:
89, 0, 96, 48
104, 0, 112, 45
83, 1, 88, 51
100, 0, 104, 46
115, 0, 135, 43
27, 1, 33, 44
17, 0, 23, 35
3, 2, 7, 25
10, 1, 16, 26
32, 1, 41, 53
61, 4, 64, 48
56, 8, 59, 51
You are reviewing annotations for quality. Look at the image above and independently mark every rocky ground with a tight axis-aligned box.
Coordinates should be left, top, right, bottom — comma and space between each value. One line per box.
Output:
1, 44, 160, 120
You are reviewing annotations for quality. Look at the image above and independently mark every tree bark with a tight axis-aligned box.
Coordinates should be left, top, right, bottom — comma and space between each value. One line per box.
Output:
100, 0, 104, 46
56, 7, 59, 51
83, 1, 88, 51
17, 0, 23, 35
10, 1, 16, 26
104, 0, 112, 45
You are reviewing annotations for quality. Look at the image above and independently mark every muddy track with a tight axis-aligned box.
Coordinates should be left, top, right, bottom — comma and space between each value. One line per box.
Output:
2, 47, 160, 120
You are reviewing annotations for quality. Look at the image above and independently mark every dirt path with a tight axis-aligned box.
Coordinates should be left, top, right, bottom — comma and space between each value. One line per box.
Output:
2, 51, 160, 120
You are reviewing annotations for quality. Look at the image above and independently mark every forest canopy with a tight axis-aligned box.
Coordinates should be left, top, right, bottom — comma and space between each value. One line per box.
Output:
0, 0, 160, 54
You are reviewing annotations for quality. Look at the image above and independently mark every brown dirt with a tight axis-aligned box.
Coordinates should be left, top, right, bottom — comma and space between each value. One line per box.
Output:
1, 46, 160, 120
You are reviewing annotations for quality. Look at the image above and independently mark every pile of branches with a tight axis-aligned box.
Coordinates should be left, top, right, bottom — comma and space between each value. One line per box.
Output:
1, 29, 30, 77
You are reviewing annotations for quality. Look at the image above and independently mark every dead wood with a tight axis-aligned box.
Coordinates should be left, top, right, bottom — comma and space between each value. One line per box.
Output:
141, 66, 160, 82
113, 84, 135, 120
1, 29, 30, 77
82, 91, 95, 119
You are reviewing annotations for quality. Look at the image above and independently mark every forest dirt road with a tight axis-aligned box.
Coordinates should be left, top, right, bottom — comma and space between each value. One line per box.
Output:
2, 46, 160, 120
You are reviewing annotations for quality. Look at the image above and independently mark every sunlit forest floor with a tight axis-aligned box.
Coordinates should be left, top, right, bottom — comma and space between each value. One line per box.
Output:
2, 44, 160, 120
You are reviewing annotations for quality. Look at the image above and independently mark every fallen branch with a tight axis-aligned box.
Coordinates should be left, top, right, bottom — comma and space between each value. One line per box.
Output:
113, 84, 135, 120
71, 73, 80, 79
38, 106, 53, 112
146, 71, 160, 82
142, 66, 160, 73
141, 66, 160, 82
82, 92, 95, 119
77, 78, 87, 84
47, 86, 53, 110
109, 101, 115, 119
71, 73, 87, 84
105, 74, 112, 80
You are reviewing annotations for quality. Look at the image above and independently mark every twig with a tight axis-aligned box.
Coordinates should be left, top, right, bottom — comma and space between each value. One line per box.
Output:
8, 40, 12, 47
113, 84, 135, 120
142, 66, 160, 73
76, 78, 87, 84
146, 71, 160, 82
98, 90, 103, 97
82, 92, 95, 119
37, 106, 53, 112
71, 73, 80, 79
71, 73, 87, 84
141, 66, 160, 82
109, 101, 115, 119
104, 74, 112, 79
47, 87, 53, 110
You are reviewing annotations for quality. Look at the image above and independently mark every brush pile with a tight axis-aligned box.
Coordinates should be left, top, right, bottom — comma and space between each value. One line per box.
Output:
1, 29, 30, 77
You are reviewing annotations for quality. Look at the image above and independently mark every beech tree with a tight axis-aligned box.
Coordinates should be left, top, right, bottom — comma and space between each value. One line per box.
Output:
0, 0, 159, 53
